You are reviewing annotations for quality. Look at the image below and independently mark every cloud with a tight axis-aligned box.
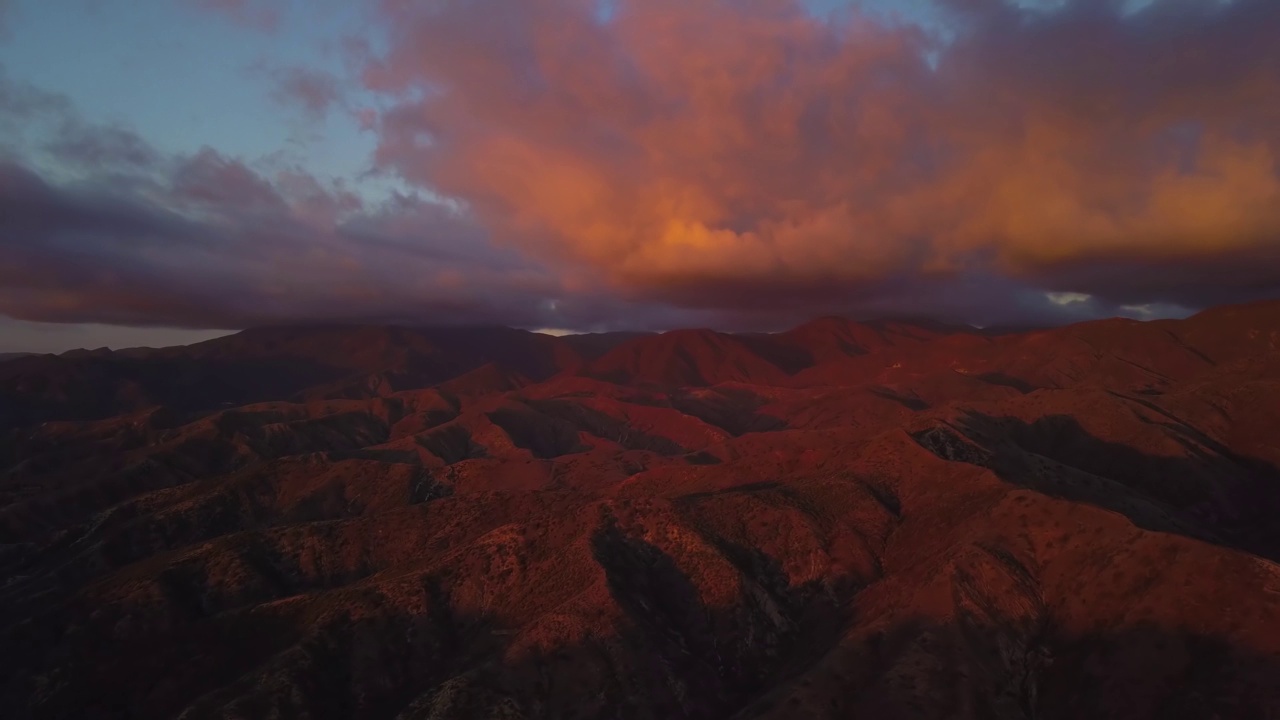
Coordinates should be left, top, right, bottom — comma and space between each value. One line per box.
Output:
1047, 292, 1090, 306
0, 71, 74, 139
0, 72, 596, 330
363, 0, 1280, 318
5, 0, 1280, 334
0, 75, 725, 333
46, 123, 162, 170
0, 150, 588, 329
0, 70, 159, 172
271, 67, 344, 120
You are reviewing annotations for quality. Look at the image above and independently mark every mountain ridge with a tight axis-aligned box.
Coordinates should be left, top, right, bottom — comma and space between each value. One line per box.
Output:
2, 298, 1280, 718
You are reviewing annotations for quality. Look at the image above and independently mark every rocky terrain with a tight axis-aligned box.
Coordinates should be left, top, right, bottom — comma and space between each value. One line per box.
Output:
3, 300, 1280, 719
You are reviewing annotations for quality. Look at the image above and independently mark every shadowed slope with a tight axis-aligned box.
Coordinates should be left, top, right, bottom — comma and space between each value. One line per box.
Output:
0, 326, 582, 428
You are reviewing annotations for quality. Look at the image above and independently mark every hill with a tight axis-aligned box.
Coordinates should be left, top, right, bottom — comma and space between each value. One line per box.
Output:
585, 329, 792, 387
2, 300, 1280, 718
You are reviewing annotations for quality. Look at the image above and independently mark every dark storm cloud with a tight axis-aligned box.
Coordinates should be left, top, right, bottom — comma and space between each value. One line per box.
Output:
0, 73, 597, 330
0, 150, 594, 329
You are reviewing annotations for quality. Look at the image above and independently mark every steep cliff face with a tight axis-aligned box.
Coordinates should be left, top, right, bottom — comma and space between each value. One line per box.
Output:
3, 301, 1280, 719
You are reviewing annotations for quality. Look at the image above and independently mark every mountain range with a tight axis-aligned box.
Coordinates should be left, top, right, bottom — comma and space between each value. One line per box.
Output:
3, 300, 1280, 718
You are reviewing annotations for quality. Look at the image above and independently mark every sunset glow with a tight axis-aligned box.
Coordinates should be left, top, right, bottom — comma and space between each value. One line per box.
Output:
1, 0, 1278, 350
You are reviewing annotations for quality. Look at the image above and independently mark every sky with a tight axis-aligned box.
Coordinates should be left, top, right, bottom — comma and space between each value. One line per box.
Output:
1, 0, 1278, 352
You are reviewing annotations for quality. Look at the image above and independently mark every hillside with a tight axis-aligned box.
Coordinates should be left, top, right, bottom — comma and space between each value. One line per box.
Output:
2, 301, 1280, 718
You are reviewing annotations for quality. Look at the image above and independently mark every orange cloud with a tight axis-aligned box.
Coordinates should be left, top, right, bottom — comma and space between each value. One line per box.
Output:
367, 0, 1280, 310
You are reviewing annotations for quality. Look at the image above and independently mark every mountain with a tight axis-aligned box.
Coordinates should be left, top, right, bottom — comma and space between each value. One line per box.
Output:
584, 328, 792, 386
3, 300, 1280, 718
0, 325, 584, 428
778, 315, 963, 364
558, 331, 655, 360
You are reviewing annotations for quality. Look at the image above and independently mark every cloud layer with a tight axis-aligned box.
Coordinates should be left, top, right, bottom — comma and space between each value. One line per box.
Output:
368, 0, 1280, 314
0, 69, 585, 329
3, 0, 1280, 332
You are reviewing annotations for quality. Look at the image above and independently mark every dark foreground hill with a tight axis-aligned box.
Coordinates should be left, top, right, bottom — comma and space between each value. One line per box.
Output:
3, 301, 1280, 719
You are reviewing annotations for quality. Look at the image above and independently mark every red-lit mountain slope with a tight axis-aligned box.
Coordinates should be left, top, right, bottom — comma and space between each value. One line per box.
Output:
583, 328, 793, 387
2, 300, 1280, 719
